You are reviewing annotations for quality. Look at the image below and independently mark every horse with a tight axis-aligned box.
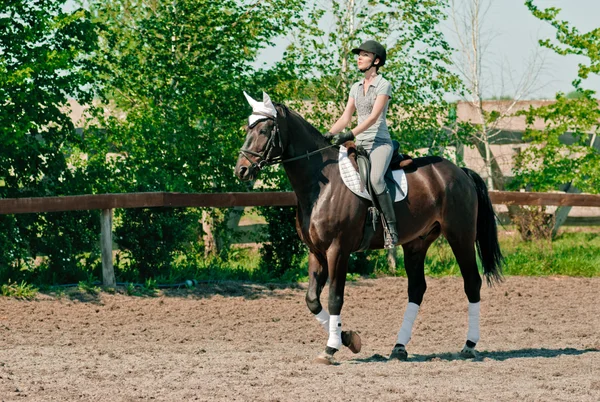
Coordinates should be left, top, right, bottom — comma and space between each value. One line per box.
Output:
235, 92, 503, 364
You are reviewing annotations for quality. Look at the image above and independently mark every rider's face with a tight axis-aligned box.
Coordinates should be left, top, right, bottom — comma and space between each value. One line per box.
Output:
357, 51, 376, 70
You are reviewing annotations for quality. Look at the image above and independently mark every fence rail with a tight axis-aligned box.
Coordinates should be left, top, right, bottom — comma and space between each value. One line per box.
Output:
1, 191, 599, 287
2, 191, 600, 215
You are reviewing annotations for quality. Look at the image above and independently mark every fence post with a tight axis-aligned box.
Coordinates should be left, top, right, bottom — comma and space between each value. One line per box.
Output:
100, 209, 116, 287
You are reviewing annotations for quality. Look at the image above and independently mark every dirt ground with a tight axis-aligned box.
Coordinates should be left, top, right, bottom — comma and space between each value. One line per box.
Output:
1, 276, 599, 402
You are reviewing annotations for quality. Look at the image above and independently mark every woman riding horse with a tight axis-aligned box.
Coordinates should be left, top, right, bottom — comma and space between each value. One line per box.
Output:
236, 88, 503, 364
325, 40, 398, 249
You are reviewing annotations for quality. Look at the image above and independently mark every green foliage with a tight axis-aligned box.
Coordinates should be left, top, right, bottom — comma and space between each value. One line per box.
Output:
513, 2, 600, 193
77, 279, 101, 295
0, 0, 102, 282
511, 88, 600, 193
258, 206, 304, 278
251, 163, 306, 279
565, 90, 585, 99
88, 0, 304, 193
486, 95, 514, 101
1, 279, 38, 300
501, 231, 600, 277
115, 207, 199, 280
348, 250, 392, 276
525, 0, 600, 80
125, 282, 136, 296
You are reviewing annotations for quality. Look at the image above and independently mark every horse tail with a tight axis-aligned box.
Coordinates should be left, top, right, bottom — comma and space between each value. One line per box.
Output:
461, 167, 504, 285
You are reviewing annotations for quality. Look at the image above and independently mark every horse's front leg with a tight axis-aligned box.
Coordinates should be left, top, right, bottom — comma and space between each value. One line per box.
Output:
309, 246, 360, 365
305, 252, 329, 331
306, 251, 361, 365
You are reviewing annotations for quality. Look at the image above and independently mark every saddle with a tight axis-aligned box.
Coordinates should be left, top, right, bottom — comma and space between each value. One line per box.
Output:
345, 140, 413, 197
343, 140, 413, 251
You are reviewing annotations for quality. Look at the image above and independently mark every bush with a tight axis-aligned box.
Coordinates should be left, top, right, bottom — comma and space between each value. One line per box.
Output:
258, 206, 305, 279
115, 207, 200, 280
512, 206, 555, 241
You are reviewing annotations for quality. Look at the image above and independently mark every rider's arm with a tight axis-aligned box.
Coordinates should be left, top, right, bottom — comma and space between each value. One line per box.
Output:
328, 96, 356, 134
350, 94, 390, 136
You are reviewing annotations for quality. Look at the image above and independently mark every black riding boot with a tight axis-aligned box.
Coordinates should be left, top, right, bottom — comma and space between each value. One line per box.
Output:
376, 189, 399, 248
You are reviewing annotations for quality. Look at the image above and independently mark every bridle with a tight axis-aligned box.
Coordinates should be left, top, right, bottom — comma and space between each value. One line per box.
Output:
239, 111, 336, 172
238, 112, 284, 171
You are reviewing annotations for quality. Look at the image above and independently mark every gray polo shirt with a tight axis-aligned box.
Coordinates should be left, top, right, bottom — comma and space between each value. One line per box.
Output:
349, 74, 392, 151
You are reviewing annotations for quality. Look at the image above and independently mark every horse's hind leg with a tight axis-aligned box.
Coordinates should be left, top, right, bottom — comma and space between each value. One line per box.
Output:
390, 233, 438, 361
445, 233, 482, 358
305, 252, 361, 365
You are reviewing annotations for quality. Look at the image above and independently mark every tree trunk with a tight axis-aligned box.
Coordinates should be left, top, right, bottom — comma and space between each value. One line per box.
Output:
552, 183, 581, 238
387, 248, 397, 274
471, 135, 506, 191
202, 209, 217, 257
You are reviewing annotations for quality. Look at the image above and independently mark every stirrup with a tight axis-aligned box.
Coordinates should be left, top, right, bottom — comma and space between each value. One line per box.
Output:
383, 221, 397, 249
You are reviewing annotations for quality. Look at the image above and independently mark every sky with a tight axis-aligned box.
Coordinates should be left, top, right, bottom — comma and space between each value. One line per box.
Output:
255, 0, 600, 100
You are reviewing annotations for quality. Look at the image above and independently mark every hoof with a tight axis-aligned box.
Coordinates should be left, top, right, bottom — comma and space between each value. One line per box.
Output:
460, 345, 478, 359
313, 351, 335, 365
342, 330, 362, 354
389, 344, 408, 361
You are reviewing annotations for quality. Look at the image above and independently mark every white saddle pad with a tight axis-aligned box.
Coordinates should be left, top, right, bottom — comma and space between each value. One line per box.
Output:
339, 146, 408, 202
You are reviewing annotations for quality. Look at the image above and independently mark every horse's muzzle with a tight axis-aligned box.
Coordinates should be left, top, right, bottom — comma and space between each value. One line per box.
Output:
235, 162, 256, 181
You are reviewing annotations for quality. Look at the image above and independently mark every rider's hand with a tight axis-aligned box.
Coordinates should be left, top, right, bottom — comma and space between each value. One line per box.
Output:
333, 130, 355, 145
323, 132, 335, 141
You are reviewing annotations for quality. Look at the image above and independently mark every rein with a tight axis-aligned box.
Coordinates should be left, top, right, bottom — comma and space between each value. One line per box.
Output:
239, 112, 337, 171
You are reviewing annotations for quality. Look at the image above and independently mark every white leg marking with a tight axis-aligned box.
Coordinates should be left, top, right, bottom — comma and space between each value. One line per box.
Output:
327, 315, 342, 349
315, 308, 330, 333
396, 302, 420, 345
467, 302, 480, 344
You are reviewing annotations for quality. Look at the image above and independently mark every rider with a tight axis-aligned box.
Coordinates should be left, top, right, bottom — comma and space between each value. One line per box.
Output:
325, 40, 398, 248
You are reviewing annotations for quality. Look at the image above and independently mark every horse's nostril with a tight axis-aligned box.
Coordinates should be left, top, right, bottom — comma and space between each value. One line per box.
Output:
237, 166, 251, 179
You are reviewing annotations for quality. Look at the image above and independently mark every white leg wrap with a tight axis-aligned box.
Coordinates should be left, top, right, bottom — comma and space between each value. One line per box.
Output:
314, 308, 330, 333
396, 302, 420, 345
467, 302, 481, 344
326, 315, 342, 350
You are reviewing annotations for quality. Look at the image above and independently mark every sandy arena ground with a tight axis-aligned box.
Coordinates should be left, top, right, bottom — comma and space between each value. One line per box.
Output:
0, 276, 599, 401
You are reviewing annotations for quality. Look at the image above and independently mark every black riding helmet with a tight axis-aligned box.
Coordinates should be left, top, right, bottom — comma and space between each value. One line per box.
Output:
351, 40, 386, 67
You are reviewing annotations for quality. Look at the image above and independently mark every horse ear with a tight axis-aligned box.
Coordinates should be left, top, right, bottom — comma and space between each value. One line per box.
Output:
262, 91, 272, 104
243, 91, 258, 107
262, 92, 277, 116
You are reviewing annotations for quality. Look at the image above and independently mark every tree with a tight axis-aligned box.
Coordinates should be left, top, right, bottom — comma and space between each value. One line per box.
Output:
449, 0, 547, 190
86, 0, 304, 272
0, 1, 101, 282
510, 1, 600, 237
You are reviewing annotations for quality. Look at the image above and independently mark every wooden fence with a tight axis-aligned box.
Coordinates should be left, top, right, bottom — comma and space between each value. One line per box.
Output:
1, 191, 600, 287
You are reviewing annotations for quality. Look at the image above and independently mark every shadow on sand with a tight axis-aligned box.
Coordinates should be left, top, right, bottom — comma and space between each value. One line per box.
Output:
40, 280, 306, 303
349, 347, 600, 364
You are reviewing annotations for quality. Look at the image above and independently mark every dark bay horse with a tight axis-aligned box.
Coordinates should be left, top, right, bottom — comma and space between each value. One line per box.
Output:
235, 92, 503, 364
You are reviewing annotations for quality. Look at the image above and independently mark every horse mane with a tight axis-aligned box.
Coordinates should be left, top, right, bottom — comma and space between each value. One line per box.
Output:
275, 103, 331, 147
